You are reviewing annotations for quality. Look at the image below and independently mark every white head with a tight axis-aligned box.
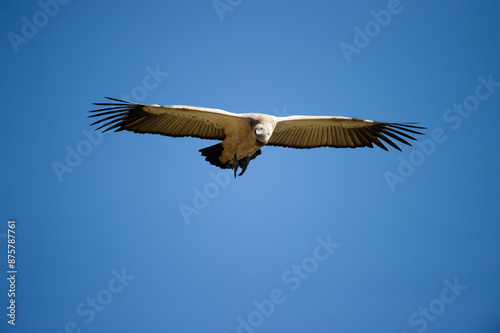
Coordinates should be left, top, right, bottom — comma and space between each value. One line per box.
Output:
254, 124, 272, 145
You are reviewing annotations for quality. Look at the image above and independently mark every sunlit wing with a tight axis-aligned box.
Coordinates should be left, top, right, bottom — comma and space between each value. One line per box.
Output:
89, 97, 244, 140
268, 115, 425, 151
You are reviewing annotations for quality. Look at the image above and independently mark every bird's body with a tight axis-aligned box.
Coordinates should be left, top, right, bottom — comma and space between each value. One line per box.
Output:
220, 113, 271, 162
89, 97, 424, 177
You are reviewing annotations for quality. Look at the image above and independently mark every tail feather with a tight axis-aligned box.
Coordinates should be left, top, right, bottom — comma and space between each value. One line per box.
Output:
199, 143, 231, 169
199, 143, 262, 176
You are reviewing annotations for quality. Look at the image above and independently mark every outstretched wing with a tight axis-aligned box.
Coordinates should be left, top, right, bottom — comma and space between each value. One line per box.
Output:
89, 97, 244, 140
268, 115, 425, 151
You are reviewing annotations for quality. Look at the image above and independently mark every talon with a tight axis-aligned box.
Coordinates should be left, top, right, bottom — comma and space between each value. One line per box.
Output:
238, 164, 247, 176
232, 155, 238, 178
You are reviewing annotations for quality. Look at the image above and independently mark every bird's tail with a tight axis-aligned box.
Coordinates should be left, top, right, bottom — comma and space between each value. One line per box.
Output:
199, 143, 262, 177
199, 143, 231, 169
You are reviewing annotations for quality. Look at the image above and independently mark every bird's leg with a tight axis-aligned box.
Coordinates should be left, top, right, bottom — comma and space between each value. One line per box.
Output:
237, 149, 260, 176
232, 154, 239, 178
238, 157, 250, 176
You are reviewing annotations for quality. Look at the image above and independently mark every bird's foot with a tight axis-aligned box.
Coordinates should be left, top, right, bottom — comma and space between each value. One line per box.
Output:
232, 155, 238, 178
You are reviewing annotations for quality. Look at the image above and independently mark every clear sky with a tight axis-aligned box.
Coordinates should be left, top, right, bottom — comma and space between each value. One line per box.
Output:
1, 1, 499, 332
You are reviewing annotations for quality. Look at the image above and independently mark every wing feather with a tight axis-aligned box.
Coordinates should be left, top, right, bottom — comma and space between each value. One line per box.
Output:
89, 97, 244, 140
336, 126, 346, 147
268, 115, 425, 151
352, 128, 373, 148
349, 128, 363, 146
343, 127, 355, 147
326, 126, 334, 146
379, 128, 411, 146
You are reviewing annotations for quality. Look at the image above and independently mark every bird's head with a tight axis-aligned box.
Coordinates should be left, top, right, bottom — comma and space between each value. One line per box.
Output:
254, 125, 271, 145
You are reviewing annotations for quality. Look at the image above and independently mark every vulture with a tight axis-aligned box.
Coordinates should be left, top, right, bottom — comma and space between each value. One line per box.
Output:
89, 97, 425, 177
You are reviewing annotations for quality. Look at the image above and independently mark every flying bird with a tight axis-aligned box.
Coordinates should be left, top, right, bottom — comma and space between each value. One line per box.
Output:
89, 97, 425, 177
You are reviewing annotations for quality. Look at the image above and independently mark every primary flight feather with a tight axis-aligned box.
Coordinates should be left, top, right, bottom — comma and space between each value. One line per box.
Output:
89, 97, 425, 177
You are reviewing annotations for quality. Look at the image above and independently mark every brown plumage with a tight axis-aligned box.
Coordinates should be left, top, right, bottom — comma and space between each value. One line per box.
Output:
89, 97, 425, 177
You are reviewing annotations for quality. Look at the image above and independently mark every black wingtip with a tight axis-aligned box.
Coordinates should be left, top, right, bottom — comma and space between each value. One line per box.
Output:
92, 97, 136, 106
105, 96, 133, 103
389, 122, 427, 134
89, 97, 137, 132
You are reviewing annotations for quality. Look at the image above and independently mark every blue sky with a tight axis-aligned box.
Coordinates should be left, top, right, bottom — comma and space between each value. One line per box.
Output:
1, 1, 499, 332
